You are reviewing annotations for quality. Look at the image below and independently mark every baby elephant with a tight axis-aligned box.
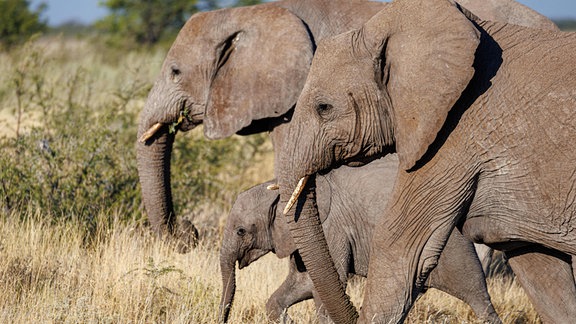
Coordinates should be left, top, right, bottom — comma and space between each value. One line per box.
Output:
219, 156, 499, 323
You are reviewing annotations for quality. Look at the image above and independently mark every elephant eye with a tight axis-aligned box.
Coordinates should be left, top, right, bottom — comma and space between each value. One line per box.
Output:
236, 227, 246, 236
170, 65, 182, 82
316, 103, 334, 118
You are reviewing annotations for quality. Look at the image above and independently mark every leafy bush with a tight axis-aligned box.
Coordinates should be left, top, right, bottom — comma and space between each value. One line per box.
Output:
0, 38, 271, 230
0, 40, 144, 221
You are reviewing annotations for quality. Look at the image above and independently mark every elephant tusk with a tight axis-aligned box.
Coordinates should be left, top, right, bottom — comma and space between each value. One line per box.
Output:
266, 184, 279, 190
139, 123, 163, 143
283, 175, 309, 215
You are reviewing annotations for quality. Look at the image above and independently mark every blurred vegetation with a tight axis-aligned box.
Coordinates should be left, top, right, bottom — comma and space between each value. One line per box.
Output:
555, 19, 576, 31
95, 0, 263, 47
0, 0, 47, 49
0, 37, 272, 232
96, 0, 200, 46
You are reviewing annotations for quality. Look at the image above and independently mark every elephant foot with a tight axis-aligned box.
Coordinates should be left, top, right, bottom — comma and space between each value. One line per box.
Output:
278, 311, 294, 324
173, 219, 199, 253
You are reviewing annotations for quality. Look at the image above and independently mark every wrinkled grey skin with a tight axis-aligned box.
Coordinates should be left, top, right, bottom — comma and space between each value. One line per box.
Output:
278, 0, 576, 322
219, 156, 500, 323
135, 0, 558, 321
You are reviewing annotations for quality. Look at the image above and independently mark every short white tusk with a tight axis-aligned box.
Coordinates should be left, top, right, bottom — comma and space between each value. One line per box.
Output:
266, 184, 279, 190
283, 176, 309, 215
139, 123, 163, 143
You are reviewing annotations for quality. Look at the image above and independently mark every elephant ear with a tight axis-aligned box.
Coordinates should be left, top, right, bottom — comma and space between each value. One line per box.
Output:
365, 0, 480, 170
204, 6, 314, 139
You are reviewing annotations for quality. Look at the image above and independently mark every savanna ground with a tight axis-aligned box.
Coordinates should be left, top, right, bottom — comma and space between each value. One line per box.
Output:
0, 36, 541, 323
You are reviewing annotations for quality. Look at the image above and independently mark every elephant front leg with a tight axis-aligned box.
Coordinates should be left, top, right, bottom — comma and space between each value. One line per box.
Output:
360, 173, 476, 323
426, 229, 501, 323
266, 253, 314, 323
505, 246, 576, 323
360, 220, 455, 323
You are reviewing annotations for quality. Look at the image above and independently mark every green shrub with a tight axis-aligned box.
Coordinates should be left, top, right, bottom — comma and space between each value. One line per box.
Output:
0, 38, 271, 231
0, 0, 47, 49
0, 41, 143, 221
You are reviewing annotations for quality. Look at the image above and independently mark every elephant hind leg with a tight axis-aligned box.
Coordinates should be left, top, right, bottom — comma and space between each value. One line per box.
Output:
505, 246, 576, 324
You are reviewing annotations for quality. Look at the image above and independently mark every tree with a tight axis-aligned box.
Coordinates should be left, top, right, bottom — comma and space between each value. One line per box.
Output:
0, 0, 47, 49
97, 0, 262, 46
97, 0, 200, 45
234, 0, 262, 6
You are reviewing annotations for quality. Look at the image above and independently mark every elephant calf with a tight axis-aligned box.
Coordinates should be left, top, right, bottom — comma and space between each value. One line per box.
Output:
219, 156, 500, 323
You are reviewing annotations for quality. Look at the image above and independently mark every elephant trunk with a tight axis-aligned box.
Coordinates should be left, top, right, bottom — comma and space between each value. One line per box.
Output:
280, 175, 358, 324
137, 127, 176, 236
219, 248, 237, 323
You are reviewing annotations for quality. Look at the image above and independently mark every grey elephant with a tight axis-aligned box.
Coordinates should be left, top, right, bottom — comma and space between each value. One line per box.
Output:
219, 156, 500, 323
135, 0, 557, 254
136, 0, 384, 253
277, 0, 576, 322
135, 0, 559, 320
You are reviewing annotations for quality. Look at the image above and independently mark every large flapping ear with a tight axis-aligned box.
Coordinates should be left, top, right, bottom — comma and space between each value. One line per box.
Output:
364, 0, 480, 170
203, 5, 314, 139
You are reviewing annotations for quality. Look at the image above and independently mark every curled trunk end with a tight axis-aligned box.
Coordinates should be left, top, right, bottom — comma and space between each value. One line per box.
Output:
283, 177, 358, 323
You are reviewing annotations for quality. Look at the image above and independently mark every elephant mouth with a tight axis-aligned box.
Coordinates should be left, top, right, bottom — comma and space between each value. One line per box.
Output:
238, 249, 268, 269
138, 101, 204, 143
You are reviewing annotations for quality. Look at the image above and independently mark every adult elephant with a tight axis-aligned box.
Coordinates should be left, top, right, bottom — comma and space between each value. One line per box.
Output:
219, 156, 500, 323
278, 0, 576, 323
136, 0, 558, 321
137, 0, 385, 251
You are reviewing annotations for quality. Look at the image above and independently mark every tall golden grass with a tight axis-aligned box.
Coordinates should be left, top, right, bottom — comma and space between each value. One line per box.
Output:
0, 37, 541, 323
0, 208, 540, 323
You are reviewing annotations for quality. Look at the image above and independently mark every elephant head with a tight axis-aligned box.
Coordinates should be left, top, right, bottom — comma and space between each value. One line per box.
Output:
280, 0, 479, 198
136, 4, 314, 241
219, 181, 294, 323
278, 0, 480, 321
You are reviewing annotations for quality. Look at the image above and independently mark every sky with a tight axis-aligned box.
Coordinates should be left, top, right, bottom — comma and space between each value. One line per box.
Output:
30, 0, 576, 27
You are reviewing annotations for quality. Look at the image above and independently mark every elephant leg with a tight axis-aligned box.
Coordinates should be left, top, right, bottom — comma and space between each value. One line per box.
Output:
359, 172, 478, 323
266, 252, 314, 323
426, 230, 501, 323
360, 215, 455, 323
505, 246, 576, 324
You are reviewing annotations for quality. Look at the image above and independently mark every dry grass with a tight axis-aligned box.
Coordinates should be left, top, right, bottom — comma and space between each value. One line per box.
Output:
0, 208, 540, 324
